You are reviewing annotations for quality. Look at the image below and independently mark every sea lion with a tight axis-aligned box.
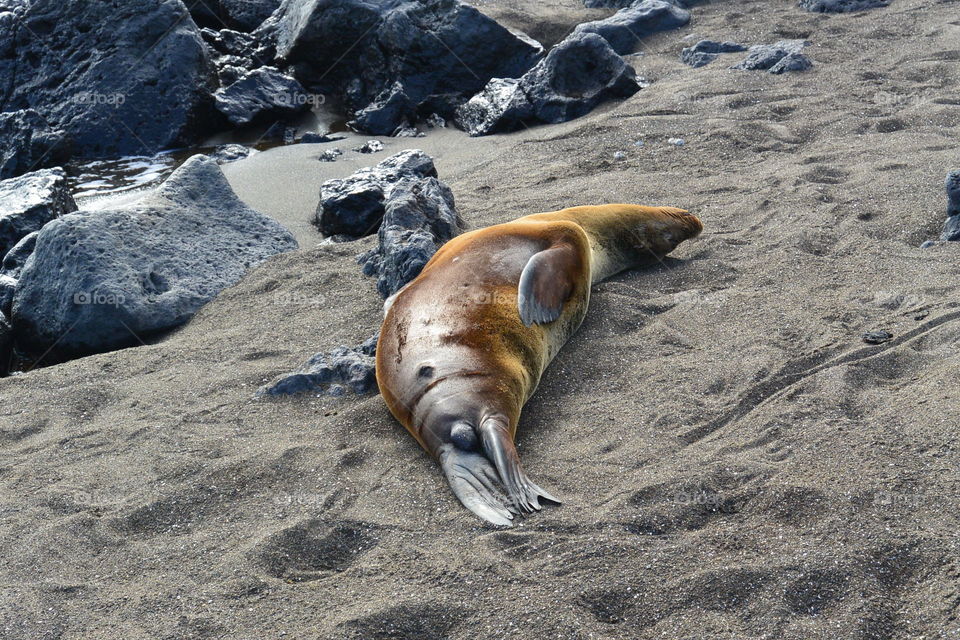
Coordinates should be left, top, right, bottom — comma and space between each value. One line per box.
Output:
376, 204, 703, 525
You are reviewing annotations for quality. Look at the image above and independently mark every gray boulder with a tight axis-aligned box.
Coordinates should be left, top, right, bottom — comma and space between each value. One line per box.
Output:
939, 171, 960, 242
0, 110, 71, 180
0, 275, 14, 317
1, 231, 38, 279
456, 32, 641, 136
214, 67, 312, 127
0, 312, 11, 374
799, 0, 888, 11
947, 171, 960, 218
348, 82, 417, 136
681, 40, 749, 68
12, 155, 298, 358
270, 0, 542, 134
316, 149, 439, 238
257, 335, 378, 397
1, 0, 218, 161
573, 0, 690, 55
187, 0, 280, 32
209, 144, 257, 165
222, 0, 282, 31
732, 40, 812, 74
0, 168, 77, 257
358, 175, 463, 298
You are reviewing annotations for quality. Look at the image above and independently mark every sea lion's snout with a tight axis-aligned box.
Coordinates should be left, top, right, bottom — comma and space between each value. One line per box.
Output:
666, 208, 703, 240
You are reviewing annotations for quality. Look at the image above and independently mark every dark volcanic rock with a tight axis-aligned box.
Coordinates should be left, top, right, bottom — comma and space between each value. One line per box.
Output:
298, 133, 345, 144
863, 330, 893, 345
2, 0, 218, 159
186, 0, 281, 32
257, 335, 379, 397
947, 171, 960, 218
316, 149, 438, 238
939, 171, 960, 241
348, 82, 417, 136
0, 110, 71, 180
358, 175, 463, 298
209, 144, 257, 165
1, 231, 38, 279
353, 140, 386, 154
799, 0, 888, 12
271, 0, 542, 135
214, 67, 312, 127
0, 275, 13, 317
732, 40, 812, 74
681, 40, 749, 68
456, 32, 640, 136
0, 312, 11, 373
0, 168, 77, 257
573, 0, 690, 55
11, 156, 297, 359
317, 148, 344, 162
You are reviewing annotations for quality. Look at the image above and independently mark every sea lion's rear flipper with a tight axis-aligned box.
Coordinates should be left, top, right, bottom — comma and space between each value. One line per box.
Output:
479, 418, 561, 514
517, 243, 578, 326
440, 446, 516, 526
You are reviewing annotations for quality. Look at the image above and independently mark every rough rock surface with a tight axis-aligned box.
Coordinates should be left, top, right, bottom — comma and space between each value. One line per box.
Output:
0, 311, 10, 372
732, 40, 812, 74
257, 335, 378, 397
358, 175, 463, 298
681, 40, 749, 68
187, 0, 281, 32
573, 0, 690, 55
347, 82, 416, 136
0, 168, 77, 257
209, 144, 257, 165
316, 149, 439, 238
270, 0, 542, 134
947, 171, 960, 218
939, 171, 960, 241
1, 0, 218, 159
0, 230, 37, 279
298, 133, 344, 144
456, 32, 640, 136
11, 156, 297, 359
0, 110, 71, 180
799, 0, 889, 12
214, 67, 311, 127
0, 275, 14, 317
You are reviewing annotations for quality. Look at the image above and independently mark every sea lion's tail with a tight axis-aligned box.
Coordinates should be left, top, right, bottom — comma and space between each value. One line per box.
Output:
438, 417, 560, 526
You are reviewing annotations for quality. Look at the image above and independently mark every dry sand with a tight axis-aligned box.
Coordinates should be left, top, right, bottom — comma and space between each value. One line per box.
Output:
2, 0, 960, 638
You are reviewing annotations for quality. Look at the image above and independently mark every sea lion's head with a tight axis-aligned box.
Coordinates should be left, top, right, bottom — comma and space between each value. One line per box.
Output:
625, 206, 703, 261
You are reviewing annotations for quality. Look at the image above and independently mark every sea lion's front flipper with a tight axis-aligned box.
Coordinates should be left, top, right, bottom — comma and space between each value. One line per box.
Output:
517, 243, 577, 326
479, 418, 561, 514
439, 445, 516, 526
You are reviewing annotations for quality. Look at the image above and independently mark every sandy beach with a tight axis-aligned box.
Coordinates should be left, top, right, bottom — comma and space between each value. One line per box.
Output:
1, 0, 959, 638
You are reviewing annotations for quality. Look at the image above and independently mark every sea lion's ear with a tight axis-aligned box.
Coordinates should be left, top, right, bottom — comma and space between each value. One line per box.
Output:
517, 242, 577, 326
